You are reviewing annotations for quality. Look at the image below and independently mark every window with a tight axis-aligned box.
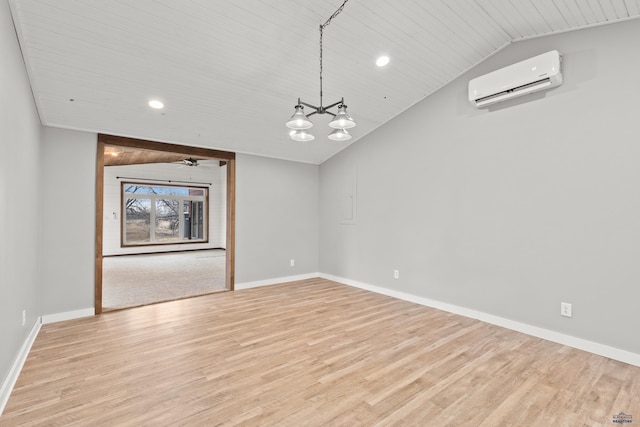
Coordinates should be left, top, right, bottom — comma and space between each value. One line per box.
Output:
122, 183, 208, 246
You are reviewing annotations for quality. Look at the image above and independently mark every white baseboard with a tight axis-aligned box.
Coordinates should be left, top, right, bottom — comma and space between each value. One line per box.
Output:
320, 273, 640, 368
0, 317, 42, 416
235, 273, 321, 290
42, 307, 94, 324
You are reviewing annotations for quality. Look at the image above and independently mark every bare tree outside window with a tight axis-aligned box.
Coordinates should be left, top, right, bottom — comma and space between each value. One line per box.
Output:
125, 198, 151, 244
155, 199, 180, 242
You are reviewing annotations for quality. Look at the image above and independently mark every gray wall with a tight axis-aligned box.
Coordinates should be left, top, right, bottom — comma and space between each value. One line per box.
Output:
0, 0, 42, 385
320, 20, 640, 354
39, 127, 97, 315
35, 139, 321, 309
236, 153, 319, 283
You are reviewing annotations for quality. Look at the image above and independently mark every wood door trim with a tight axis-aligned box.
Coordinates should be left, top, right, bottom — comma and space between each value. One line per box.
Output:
95, 134, 236, 313
225, 158, 236, 291
95, 140, 105, 314
99, 134, 236, 161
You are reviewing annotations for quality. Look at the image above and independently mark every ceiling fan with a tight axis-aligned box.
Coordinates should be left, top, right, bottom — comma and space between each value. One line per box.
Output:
175, 158, 219, 168
181, 157, 200, 167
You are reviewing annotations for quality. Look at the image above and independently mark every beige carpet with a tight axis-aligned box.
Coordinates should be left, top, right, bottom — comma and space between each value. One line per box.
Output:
102, 249, 226, 310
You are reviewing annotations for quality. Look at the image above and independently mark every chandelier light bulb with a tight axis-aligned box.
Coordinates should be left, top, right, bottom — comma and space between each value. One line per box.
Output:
286, 105, 313, 130
290, 129, 315, 142
329, 105, 356, 129
328, 128, 352, 141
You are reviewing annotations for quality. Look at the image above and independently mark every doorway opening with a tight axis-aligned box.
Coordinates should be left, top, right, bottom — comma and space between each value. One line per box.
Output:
95, 134, 235, 313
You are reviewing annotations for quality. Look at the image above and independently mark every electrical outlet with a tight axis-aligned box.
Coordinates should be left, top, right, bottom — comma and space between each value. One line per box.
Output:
561, 302, 572, 318
393, 270, 400, 279
22, 309, 26, 326
290, 259, 295, 267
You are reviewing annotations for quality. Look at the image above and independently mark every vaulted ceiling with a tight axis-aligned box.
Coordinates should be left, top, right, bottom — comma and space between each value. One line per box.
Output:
9, 0, 640, 164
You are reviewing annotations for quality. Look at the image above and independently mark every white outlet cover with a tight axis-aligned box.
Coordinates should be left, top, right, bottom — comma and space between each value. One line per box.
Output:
561, 302, 572, 318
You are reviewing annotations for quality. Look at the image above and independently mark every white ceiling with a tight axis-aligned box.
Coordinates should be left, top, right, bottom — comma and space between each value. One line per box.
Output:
9, 0, 640, 164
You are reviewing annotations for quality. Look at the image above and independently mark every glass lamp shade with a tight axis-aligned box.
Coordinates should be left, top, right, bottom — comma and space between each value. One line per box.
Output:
328, 128, 351, 141
329, 105, 356, 129
285, 105, 313, 130
290, 129, 315, 142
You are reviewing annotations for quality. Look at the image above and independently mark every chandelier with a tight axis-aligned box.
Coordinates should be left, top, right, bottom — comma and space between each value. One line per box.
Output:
285, 0, 356, 142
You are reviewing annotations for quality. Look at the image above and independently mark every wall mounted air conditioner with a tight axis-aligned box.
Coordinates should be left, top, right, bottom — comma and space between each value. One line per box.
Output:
468, 50, 563, 108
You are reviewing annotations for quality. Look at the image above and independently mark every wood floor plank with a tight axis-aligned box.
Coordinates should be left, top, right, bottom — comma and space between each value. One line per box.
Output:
2, 278, 639, 426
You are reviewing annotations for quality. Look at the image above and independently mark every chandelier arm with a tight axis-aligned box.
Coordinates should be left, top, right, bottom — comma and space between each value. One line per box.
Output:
302, 109, 335, 118
324, 99, 343, 110
299, 101, 320, 111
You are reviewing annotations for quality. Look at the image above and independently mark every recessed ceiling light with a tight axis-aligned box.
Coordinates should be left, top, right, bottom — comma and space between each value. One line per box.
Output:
376, 56, 390, 67
148, 99, 164, 109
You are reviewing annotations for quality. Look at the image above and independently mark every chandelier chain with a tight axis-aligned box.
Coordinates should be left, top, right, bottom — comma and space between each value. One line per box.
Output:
319, 0, 350, 109
322, 0, 350, 30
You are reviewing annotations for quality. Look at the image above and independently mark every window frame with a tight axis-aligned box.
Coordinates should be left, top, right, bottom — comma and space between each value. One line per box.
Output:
120, 181, 209, 247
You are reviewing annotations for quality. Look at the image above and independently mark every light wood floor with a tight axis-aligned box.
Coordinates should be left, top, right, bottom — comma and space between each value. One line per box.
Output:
2, 279, 638, 426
